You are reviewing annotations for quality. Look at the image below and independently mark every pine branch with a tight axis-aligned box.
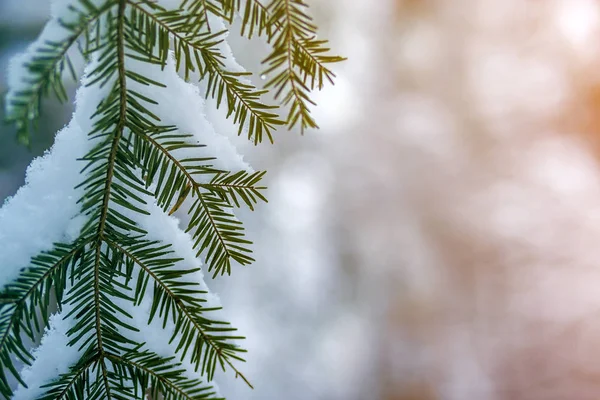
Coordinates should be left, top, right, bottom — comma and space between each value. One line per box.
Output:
256, 0, 344, 89
262, 0, 317, 131
85, 3, 128, 398
104, 237, 251, 387
4, 0, 116, 146
130, 128, 265, 276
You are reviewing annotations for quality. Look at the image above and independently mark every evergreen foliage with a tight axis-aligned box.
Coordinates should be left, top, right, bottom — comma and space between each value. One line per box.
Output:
0, 0, 343, 398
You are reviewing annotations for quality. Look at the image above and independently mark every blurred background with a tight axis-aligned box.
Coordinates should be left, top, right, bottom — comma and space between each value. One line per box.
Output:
6, 0, 600, 399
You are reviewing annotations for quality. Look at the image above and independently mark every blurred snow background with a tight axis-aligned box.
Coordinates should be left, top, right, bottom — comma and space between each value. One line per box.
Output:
6, 0, 600, 399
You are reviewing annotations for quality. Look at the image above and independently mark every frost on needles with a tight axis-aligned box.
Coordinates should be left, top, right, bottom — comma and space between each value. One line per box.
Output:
0, 0, 343, 399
